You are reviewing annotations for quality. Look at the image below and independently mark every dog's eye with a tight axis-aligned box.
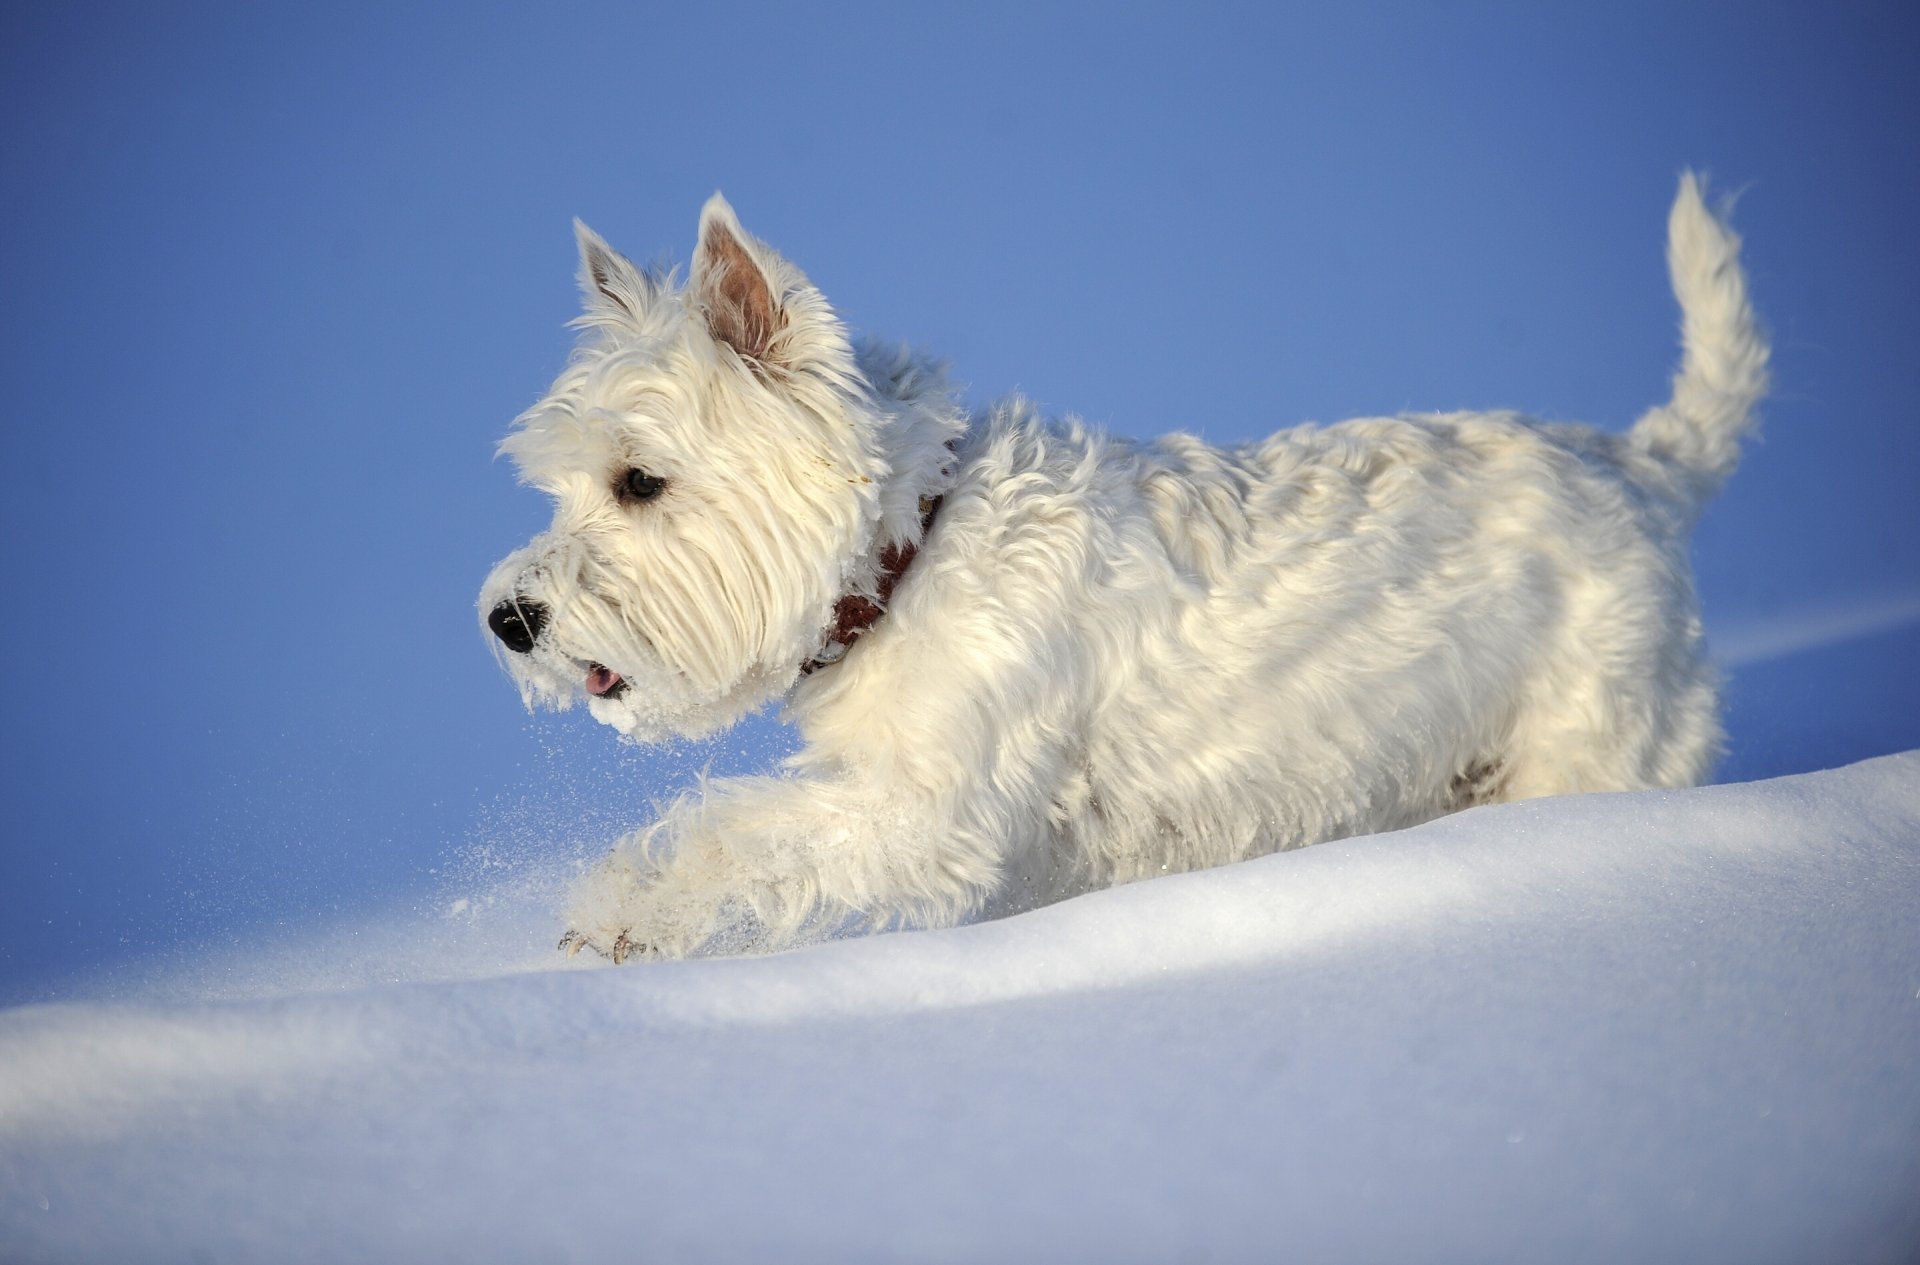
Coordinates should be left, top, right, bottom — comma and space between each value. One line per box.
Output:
616, 468, 668, 505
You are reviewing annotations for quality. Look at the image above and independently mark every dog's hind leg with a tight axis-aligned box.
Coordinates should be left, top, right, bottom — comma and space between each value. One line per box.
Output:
1445, 756, 1510, 810
1493, 623, 1723, 801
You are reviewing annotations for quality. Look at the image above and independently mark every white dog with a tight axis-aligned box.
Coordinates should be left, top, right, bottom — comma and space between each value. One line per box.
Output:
480, 174, 1766, 961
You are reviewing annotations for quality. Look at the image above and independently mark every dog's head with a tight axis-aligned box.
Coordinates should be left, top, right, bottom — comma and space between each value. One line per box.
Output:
478, 195, 908, 741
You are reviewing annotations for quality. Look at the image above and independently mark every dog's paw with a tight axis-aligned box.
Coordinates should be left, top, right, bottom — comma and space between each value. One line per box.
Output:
560, 830, 729, 962
557, 928, 660, 965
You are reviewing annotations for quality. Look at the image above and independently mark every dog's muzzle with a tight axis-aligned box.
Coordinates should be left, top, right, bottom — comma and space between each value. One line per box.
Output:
488, 598, 548, 655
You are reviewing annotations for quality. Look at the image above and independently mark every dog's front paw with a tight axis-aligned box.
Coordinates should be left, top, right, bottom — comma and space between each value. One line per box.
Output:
557, 928, 659, 964
559, 857, 716, 964
557, 842, 686, 964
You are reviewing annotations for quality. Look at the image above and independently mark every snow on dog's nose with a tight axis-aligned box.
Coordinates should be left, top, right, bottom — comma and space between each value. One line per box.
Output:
487, 598, 547, 654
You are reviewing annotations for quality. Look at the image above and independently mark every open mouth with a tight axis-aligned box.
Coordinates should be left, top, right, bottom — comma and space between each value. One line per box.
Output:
585, 663, 629, 699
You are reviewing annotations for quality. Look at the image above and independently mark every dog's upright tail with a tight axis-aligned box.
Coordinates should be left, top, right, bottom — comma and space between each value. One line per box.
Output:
1629, 171, 1769, 513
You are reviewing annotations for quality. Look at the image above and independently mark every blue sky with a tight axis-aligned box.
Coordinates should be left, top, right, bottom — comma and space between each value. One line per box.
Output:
2, 2, 1916, 1001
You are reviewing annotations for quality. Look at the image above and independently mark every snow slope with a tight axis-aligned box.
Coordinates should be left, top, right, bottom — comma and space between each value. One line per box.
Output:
3, 753, 1917, 1264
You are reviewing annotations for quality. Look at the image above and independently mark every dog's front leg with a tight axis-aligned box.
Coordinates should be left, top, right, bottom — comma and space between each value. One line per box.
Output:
559, 772, 1004, 961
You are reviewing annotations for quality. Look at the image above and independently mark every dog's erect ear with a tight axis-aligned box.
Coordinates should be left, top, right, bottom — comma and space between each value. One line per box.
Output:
691, 194, 783, 363
574, 220, 649, 318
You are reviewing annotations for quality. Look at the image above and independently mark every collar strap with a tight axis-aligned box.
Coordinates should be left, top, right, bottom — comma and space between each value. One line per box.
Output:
801, 494, 942, 676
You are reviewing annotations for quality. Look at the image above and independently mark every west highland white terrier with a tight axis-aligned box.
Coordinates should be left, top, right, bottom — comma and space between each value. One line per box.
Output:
480, 174, 1766, 962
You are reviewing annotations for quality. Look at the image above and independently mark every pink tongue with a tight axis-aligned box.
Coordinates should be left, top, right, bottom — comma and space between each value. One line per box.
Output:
585, 664, 623, 696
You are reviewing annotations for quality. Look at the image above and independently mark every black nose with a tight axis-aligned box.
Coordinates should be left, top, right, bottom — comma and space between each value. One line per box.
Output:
488, 598, 547, 654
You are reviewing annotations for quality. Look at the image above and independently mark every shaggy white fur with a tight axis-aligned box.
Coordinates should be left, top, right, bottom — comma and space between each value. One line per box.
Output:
479, 175, 1767, 960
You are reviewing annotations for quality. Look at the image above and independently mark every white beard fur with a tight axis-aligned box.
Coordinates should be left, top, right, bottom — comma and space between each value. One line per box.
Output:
479, 174, 1768, 961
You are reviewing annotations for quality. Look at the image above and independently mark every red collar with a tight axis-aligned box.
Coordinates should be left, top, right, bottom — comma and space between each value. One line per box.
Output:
801, 495, 942, 676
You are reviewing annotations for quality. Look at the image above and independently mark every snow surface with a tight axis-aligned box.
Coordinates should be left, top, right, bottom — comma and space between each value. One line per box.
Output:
3, 752, 1917, 1264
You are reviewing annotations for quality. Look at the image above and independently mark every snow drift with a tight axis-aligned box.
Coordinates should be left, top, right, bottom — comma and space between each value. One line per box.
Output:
2, 752, 1917, 1264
